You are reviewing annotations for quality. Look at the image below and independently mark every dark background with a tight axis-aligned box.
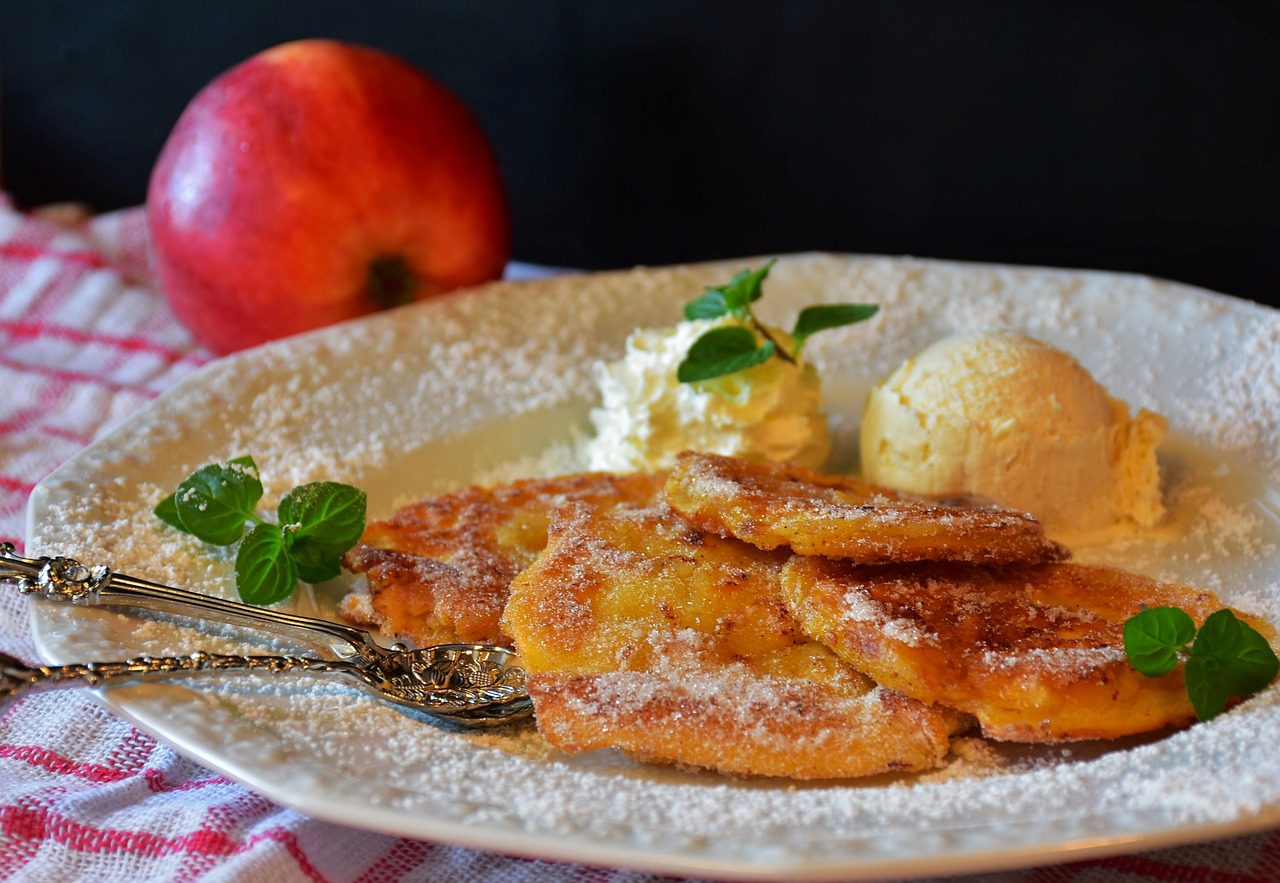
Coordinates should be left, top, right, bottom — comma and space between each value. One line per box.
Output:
5, 0, 1280, 307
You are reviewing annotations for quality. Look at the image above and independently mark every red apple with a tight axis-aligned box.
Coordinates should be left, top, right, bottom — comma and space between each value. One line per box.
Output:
147, 39, 509, 354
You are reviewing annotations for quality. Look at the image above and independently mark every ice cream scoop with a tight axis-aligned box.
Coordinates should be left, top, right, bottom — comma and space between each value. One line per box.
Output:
859, 331, 1166, 538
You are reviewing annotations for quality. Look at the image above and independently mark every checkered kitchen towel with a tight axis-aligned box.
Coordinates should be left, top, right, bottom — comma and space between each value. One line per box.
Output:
1, 198, 1278, 882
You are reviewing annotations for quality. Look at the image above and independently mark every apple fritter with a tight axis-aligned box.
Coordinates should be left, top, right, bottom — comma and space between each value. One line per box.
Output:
339, 471, 665, 647
501, 499, 969, 779
781, 556, 1275, 742
666, 451, 1069, 565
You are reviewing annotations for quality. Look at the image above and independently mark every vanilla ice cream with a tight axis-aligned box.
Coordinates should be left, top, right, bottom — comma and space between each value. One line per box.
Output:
859, 331, 1166, 537
585, 316, 831, 473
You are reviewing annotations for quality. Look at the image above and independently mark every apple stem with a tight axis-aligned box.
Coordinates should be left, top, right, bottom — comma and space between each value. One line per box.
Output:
366, 256, 418, 310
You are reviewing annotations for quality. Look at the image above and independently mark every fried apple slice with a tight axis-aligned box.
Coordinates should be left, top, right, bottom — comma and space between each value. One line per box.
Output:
666, 451, 1068, 565
501, 499, 969, 779
340, 471, 664, 647
781, 556, 1275, 742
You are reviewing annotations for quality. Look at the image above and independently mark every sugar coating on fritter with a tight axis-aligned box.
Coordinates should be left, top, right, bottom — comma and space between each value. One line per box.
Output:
529, 650, 961, 781
780, 557, 1274, 742
340, 471, 665, 647
665, 450, 1069, 565
501, 499, 969, 779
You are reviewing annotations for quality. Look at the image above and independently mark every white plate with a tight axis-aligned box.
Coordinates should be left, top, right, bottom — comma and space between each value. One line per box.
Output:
26, 254, 1280, 881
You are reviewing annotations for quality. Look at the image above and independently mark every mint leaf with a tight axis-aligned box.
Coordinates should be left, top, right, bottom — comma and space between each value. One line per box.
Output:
1225, 629, 1280, 694
716, 260, 773, 311
290, 555, 342, 585
1191, 609, 1280, 701
1123, 606, 1196, 677
1185, 655, 1229, 721
683, 260, 775, 320
279, 481, 367, 584
173, 457, 263, 546
677, 326, 776, 383
234, 523, 296, 606
684, 290, 731, 321
792, 304, 880, 353
153, 493, 184, 531
279, 482, 366, 548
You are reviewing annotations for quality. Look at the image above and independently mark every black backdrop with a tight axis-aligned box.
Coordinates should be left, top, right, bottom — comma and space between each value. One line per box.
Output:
5, 0, 1280, 307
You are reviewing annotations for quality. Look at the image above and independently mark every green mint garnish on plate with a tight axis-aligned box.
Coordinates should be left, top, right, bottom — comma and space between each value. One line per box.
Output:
678, 326, 777, 383
677, 259, 879, 383
155, 456, 366, 606
1124, 606, 1279, 721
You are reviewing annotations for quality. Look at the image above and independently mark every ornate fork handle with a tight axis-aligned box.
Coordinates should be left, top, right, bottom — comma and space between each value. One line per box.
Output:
0, 543, 382, 661
1, 545, 533, 725
0, 649, 341, 700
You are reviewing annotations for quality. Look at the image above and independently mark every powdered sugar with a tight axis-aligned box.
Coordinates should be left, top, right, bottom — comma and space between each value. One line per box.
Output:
881, 616, 929, 647
23, 255, 1280, 878
1181, 309, 1280, 474
836, 591, 931, 649
981, 644, 1130, 672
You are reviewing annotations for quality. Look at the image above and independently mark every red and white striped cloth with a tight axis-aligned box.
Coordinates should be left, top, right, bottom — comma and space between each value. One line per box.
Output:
1, 198, 1278, 882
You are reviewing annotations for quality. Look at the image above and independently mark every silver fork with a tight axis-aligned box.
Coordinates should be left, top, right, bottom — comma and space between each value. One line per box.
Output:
0, 543, 531, 726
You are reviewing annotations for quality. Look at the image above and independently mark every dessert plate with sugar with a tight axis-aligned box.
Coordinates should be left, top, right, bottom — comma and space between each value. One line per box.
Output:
25, 254, 1280, 880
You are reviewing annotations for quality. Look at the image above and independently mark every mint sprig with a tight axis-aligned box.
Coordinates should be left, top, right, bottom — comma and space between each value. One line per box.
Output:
1124, 606, 1279, 720
677, 259, 879, 383
155, 456, 367, 606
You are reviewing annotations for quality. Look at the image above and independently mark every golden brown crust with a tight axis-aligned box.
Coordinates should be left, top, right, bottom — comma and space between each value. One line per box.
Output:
665, 451, 1069, 565
340, 471, 665, 647
502, 499, 969, 778
528, 669, 965, 780
780, 556, 1272, 742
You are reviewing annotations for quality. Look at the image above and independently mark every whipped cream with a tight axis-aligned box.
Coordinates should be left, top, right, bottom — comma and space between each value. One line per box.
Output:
585, 316, 831, 473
